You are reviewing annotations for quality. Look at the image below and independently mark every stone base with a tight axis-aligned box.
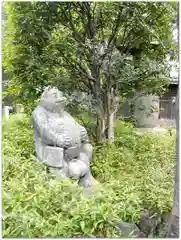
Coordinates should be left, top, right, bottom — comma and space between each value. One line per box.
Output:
136, 127, 168, 135
116, 210, 172, 238
47, 166, 68, 180
43, 146, 64, 168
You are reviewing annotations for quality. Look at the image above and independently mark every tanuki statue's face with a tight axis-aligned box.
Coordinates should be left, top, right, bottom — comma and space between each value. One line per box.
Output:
40, 86, 67, 112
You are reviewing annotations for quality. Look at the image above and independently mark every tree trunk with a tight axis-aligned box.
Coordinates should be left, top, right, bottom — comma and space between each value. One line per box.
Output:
94, 80, 116, 143
96, 115, 106, 143
107, 111, 115, 143
96, 107, 116, 143
106, 87, 116, 143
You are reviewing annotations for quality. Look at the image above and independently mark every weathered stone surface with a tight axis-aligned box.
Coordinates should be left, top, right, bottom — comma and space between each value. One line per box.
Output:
168, 215, 179, 238
116, 211, 172, 238
139, 211, 151, 234
117, 221, 141, 237
154, 212, 171, 237
136, 232, 147, 238
32, 86, 95, 188
137, 210, 172, 238
138, 210, 155, 236
43, 146, 64, 167
134, 94, 159, 128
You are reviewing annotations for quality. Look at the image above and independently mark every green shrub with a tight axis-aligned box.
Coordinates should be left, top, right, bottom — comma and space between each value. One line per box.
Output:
92, 130, 175, 214
3, 114, 35, 158
3, 114, 176, 237
114, 119, 134, 137
75, 113, 97, 142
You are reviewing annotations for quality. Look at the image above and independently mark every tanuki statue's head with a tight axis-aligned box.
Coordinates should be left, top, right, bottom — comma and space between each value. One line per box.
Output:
40, 86, 67, 112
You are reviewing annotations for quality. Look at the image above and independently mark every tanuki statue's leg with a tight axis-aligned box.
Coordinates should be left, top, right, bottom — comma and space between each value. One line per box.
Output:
80, 143, 93, 163
78, 146, 94, 188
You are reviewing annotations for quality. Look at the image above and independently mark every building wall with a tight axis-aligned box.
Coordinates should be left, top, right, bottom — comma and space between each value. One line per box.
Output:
159, 84, 178, 120
122, 84, 178, 125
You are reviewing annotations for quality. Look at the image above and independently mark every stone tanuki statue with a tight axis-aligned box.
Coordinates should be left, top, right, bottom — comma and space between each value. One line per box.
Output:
32, 86, 94, 188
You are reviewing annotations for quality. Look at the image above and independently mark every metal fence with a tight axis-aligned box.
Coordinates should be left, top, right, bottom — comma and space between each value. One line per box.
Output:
159, 98, 176, 119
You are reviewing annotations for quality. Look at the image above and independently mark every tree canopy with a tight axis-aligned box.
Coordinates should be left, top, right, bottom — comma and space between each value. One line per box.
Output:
3, 1, 178, 141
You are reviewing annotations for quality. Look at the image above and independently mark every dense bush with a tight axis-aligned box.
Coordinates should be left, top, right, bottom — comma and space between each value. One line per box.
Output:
3, 115, 175, 237
92, 129, 175, 214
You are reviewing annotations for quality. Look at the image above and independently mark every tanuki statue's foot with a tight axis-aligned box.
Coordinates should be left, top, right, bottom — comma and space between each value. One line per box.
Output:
78, 171, 95, 188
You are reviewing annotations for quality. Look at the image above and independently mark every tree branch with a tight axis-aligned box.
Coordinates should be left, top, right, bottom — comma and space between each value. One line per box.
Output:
99, 8, 105, 42
108, 5, 123, 47
60, 53, 94, 90
76, 61, 96, 82
82, 2, 96, 39
61, 9, 84, 43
